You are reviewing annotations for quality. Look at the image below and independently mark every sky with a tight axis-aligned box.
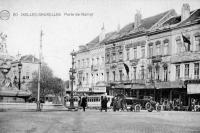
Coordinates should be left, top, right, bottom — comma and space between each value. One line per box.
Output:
0, 0, 200, 81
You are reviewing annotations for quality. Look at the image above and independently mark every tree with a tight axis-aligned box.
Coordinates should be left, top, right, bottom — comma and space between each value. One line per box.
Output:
30, 63, 64, 101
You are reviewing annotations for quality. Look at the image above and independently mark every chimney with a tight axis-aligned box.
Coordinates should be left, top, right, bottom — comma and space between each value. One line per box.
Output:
181, 3, 190, 21
134, 10, 142, 29
99, 23, 106, 42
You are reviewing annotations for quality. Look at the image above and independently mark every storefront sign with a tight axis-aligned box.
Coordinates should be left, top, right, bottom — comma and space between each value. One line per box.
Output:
93, 86, 106, 92
187, 84, 200, 94
77, 87, 89, 92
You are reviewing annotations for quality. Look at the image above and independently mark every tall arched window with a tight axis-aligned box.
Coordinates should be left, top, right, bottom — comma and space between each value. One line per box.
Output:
163, 63, 168, 81
163, 39, 169, 55
155, 41, 161, 55
148, 43, 153, 57
155, 64, 160, 80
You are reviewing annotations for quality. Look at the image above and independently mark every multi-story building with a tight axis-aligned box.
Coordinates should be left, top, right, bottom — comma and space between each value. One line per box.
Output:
104, 9, 176, 99
169, 4, 200, 105
73, 3, 200, 106
74, 26, 115, 95
104, 3, 200, 106
12, 55, 39, 84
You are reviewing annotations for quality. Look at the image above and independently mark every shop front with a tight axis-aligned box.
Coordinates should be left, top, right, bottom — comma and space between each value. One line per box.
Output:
155, 81, 187, 105
186, 81, 200, 106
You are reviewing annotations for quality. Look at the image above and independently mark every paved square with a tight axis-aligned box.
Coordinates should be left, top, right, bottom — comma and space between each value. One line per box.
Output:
0, 110, 200, 133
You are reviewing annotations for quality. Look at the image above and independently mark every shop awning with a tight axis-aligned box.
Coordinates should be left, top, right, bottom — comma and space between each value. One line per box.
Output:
155, 81, 185, 89
187, 84, 200, 94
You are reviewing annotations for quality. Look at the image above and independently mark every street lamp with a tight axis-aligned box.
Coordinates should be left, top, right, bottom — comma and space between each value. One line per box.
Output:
18, 61, 22, 90
68, 50, 76, 110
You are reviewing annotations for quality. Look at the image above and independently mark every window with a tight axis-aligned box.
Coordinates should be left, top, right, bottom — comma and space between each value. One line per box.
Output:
176, 65, 180, 79
86, 73, 89, 84
112, 53, 116, 62
141, 66, 144, 80
184, 36, 191, 52
92, 58, 94, 65
156, 41, 161, 55
133, 67, 137, 80
126, 49, 129, 60
87, 58, 89, 67
134, 48, 137, 59
96, 58, 99, 65
194, 63, 199, 79
107, 72, 109, 82
78, 72, 83, 85
163, 66, 168, 81
78, 60, 80, 68
149, 45, 153, 57
119, 70, 123, 81
113, 71, 116, 81
155, 65, 160, 80
195, 35, 200, 51
82, 59, 84, 67
101, 57, 104, 65
119, 51, 123, 61
141, 46, 145, 58
106, 54, 110, 63
176, 37, 183, 53
163, 39, 169, 55
185, 64, 189, 78
148, 67, 152, 80
26, 72, 30, 79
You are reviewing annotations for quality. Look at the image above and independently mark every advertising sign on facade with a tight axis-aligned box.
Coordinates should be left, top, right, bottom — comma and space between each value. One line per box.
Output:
93, 86, 106, 93
187, 84, 200, 94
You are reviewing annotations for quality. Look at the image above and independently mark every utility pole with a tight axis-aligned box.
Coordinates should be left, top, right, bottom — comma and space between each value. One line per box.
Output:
37, 30, 43, 111
68, 50, 77, 111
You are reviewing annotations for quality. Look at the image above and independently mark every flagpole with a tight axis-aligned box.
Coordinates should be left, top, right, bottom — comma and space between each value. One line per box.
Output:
37, 30, 43, 111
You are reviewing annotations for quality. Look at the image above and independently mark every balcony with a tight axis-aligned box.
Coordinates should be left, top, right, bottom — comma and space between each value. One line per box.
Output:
151, 55, 162, 63
131, 79, 146, 85
91, 65, 98, 71
171, 51, 200, 64
130, 59, 139, 66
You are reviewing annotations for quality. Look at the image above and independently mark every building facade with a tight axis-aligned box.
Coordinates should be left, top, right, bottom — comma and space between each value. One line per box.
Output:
73, 3, 200, 106
74, 26, 115, 95
104, 9, 177, 99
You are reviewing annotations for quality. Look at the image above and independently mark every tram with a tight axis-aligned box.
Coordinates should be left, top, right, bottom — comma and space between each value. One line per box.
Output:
64, 95, 113, 109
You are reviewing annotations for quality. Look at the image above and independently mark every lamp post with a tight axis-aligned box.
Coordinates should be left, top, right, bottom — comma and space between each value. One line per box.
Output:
18, 61, 22, 90
68, 50, 76, 110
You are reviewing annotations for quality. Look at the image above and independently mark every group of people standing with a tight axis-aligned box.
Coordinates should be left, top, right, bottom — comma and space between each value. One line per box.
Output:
110, 96, 126, 112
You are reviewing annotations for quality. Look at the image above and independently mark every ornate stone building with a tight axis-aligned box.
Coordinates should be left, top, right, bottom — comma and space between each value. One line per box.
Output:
104, 9, 177, 98
74, 26, 115, 95
103, 3, 200, 106
73, 3, 200, 106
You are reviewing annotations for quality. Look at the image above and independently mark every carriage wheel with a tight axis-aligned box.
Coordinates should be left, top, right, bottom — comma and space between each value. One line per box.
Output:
145, 102, 151, 110
156, 105, 161, 112
148, 107, 153, 112
195, 105, 199, 112
135, 104, 140, 112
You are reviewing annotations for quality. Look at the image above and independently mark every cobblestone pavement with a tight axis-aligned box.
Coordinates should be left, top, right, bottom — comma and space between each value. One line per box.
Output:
0, 109, 200, 133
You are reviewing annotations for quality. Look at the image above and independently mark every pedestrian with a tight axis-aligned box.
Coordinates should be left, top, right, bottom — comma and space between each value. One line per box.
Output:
101, 96, 108, 112
113, 97, 118, 112
81, 96, 87, 112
